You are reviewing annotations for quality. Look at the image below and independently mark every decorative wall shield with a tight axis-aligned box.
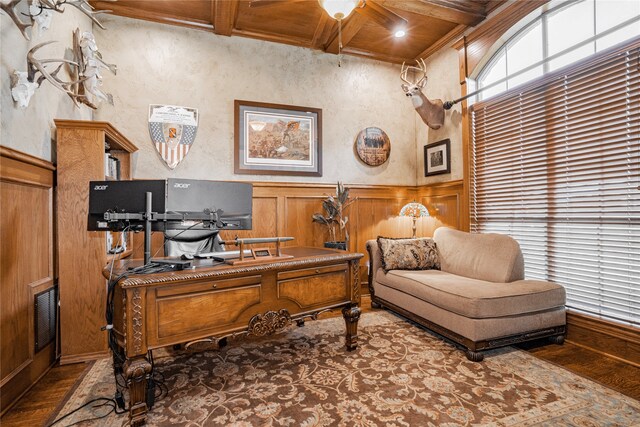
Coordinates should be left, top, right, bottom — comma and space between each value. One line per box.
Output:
148, 105, 199, 169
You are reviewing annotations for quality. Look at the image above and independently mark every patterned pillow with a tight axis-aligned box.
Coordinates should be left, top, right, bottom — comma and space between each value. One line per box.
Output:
377, 237, 441, 273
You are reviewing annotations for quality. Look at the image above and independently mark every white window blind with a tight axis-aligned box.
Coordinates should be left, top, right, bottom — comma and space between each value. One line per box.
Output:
470, 38, 640, 326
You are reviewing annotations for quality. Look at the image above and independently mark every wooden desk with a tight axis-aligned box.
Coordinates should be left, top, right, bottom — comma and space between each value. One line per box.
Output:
104, 247, 363, 426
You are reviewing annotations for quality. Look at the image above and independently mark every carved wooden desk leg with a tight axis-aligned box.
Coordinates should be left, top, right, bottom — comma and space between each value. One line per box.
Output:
124, 355, 152, 426
342, 305, 361, 351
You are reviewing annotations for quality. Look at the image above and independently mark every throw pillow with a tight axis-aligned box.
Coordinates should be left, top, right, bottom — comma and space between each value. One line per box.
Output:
377, 237, 441, 273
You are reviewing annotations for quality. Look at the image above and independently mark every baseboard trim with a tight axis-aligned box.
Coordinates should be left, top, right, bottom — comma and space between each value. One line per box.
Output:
59, 351, 110, 366
566, 311, 640, 367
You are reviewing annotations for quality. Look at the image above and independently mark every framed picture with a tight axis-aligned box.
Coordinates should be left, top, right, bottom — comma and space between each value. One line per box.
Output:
234, 100, 322, 176
424, 139, 451, 176
355, 127, 391, 166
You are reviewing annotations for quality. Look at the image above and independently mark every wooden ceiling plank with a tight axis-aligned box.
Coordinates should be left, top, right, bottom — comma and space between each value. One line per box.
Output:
415, 23, 466, 61
354, 0, 408, 32
324, 13, 368, 54
214, 0, 239, 36
379, 0, 486, 26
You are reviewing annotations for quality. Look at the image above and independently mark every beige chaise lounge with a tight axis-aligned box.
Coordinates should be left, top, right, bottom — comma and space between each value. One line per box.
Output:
366, 227, 566, 361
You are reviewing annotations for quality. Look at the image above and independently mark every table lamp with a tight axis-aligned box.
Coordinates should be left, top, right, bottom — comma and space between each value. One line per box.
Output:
399, 201, 429, 238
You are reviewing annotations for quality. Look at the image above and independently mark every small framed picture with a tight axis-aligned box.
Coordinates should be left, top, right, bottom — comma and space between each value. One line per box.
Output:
234, 100, 322, 176
424, 139, 451, 176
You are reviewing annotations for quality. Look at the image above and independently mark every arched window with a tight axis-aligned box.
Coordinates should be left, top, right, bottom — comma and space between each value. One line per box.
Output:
468, 1, 640, 326
477, 0, 640, 101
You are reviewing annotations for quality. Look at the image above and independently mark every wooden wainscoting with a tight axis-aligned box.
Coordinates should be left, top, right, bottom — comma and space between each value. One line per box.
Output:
566, 311, 640, 368
416, 180, 464, 232
132, 181, 464, 287
0, 147, 57, 415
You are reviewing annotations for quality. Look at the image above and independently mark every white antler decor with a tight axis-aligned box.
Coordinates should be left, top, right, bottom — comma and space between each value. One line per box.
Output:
44, 0, 113, 29
1, 0, 34, 40
400, 59, 445, 130
29, 0, 53, 31
10, 41, 81, 108
1, 0, 114, 40
70, 28, 116, 108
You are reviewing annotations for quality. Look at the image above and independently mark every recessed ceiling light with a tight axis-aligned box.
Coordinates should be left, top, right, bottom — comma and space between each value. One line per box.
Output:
394, 29, 407, 38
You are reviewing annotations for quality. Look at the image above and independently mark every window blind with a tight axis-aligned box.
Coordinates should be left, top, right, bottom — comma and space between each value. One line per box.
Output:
470, 38, 640, 326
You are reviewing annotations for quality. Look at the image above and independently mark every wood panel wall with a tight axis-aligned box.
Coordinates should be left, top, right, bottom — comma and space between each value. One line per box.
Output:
0, 147, 57, 415
132, 180, 464, 285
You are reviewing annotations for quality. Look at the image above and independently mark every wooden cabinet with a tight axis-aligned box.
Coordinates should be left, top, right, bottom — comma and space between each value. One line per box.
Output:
55, 120, 138, 364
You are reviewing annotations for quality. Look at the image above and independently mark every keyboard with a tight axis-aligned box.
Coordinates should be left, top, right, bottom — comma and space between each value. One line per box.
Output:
195, 250, 252, 259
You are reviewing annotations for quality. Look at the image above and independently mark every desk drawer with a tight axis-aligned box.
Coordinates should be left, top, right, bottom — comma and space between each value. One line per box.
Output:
155, 285, 261, 338
156, 275, 262, 298
277, 263, 348, 309
277, 264, 347, 281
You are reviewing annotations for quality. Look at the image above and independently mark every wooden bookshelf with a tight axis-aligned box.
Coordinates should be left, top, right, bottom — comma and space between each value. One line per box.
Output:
55, 120, 138, 364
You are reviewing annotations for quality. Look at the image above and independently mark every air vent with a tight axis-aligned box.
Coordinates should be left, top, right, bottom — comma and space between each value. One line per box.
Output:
34, 287, 57, 353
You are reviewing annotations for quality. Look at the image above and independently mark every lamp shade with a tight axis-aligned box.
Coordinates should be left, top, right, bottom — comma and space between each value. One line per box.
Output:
318, 0, 359, 20
399, 202, 429, 218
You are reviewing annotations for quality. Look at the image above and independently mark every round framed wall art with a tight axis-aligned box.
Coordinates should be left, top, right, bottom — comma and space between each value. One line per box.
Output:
355, 127, 391, 166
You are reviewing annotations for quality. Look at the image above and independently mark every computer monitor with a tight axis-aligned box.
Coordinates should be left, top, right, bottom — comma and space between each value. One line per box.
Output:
88, 179, 253, 232
165, 179, 252, 231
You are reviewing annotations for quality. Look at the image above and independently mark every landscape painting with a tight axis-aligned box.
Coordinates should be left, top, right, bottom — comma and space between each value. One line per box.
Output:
235, 101, 322, 176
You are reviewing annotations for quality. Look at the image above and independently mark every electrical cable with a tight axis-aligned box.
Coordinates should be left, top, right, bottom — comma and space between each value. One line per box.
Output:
98, 221, 212, 418
46, 397, 120, 427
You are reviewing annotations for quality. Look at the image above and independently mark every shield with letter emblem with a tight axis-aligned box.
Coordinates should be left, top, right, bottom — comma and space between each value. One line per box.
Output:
148, 104, 199, 169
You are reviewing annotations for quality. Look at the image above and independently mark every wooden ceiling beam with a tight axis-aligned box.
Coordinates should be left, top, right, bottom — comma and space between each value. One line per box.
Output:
213, 0, 239, 36
378, 0, 486, 26
324, 13, 368, 54
311, 13, 335, 49
90, 1, 214, 31
341, 46, 409, 64
415, 23, 466, 61
249, 0, 306, 8
231, 28, 312, 48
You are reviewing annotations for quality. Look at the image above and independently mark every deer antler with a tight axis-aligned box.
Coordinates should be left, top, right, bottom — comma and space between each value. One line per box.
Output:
414, 58, 427, 87
400, 62, 412, 85
26, 41, 82, 96
1, 0, 34, 40
51, 0, 112, 29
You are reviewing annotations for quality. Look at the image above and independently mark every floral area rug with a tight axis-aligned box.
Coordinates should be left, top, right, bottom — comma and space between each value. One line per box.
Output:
52, 312, 640, 426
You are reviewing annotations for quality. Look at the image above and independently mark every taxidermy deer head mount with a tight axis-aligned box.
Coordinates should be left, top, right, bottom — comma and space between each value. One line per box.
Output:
400, 59, 444, 130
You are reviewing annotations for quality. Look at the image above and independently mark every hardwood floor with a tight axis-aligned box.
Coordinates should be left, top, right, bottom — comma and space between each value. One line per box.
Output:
520, 340, 640, 401
1, 362, 89, 427
3, 296, 638, 427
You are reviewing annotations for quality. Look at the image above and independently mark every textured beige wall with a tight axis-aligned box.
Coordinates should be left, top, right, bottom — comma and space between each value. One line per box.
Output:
93, 15, 418, 185
415, 47, 464, 185
1, 7, 92, 161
